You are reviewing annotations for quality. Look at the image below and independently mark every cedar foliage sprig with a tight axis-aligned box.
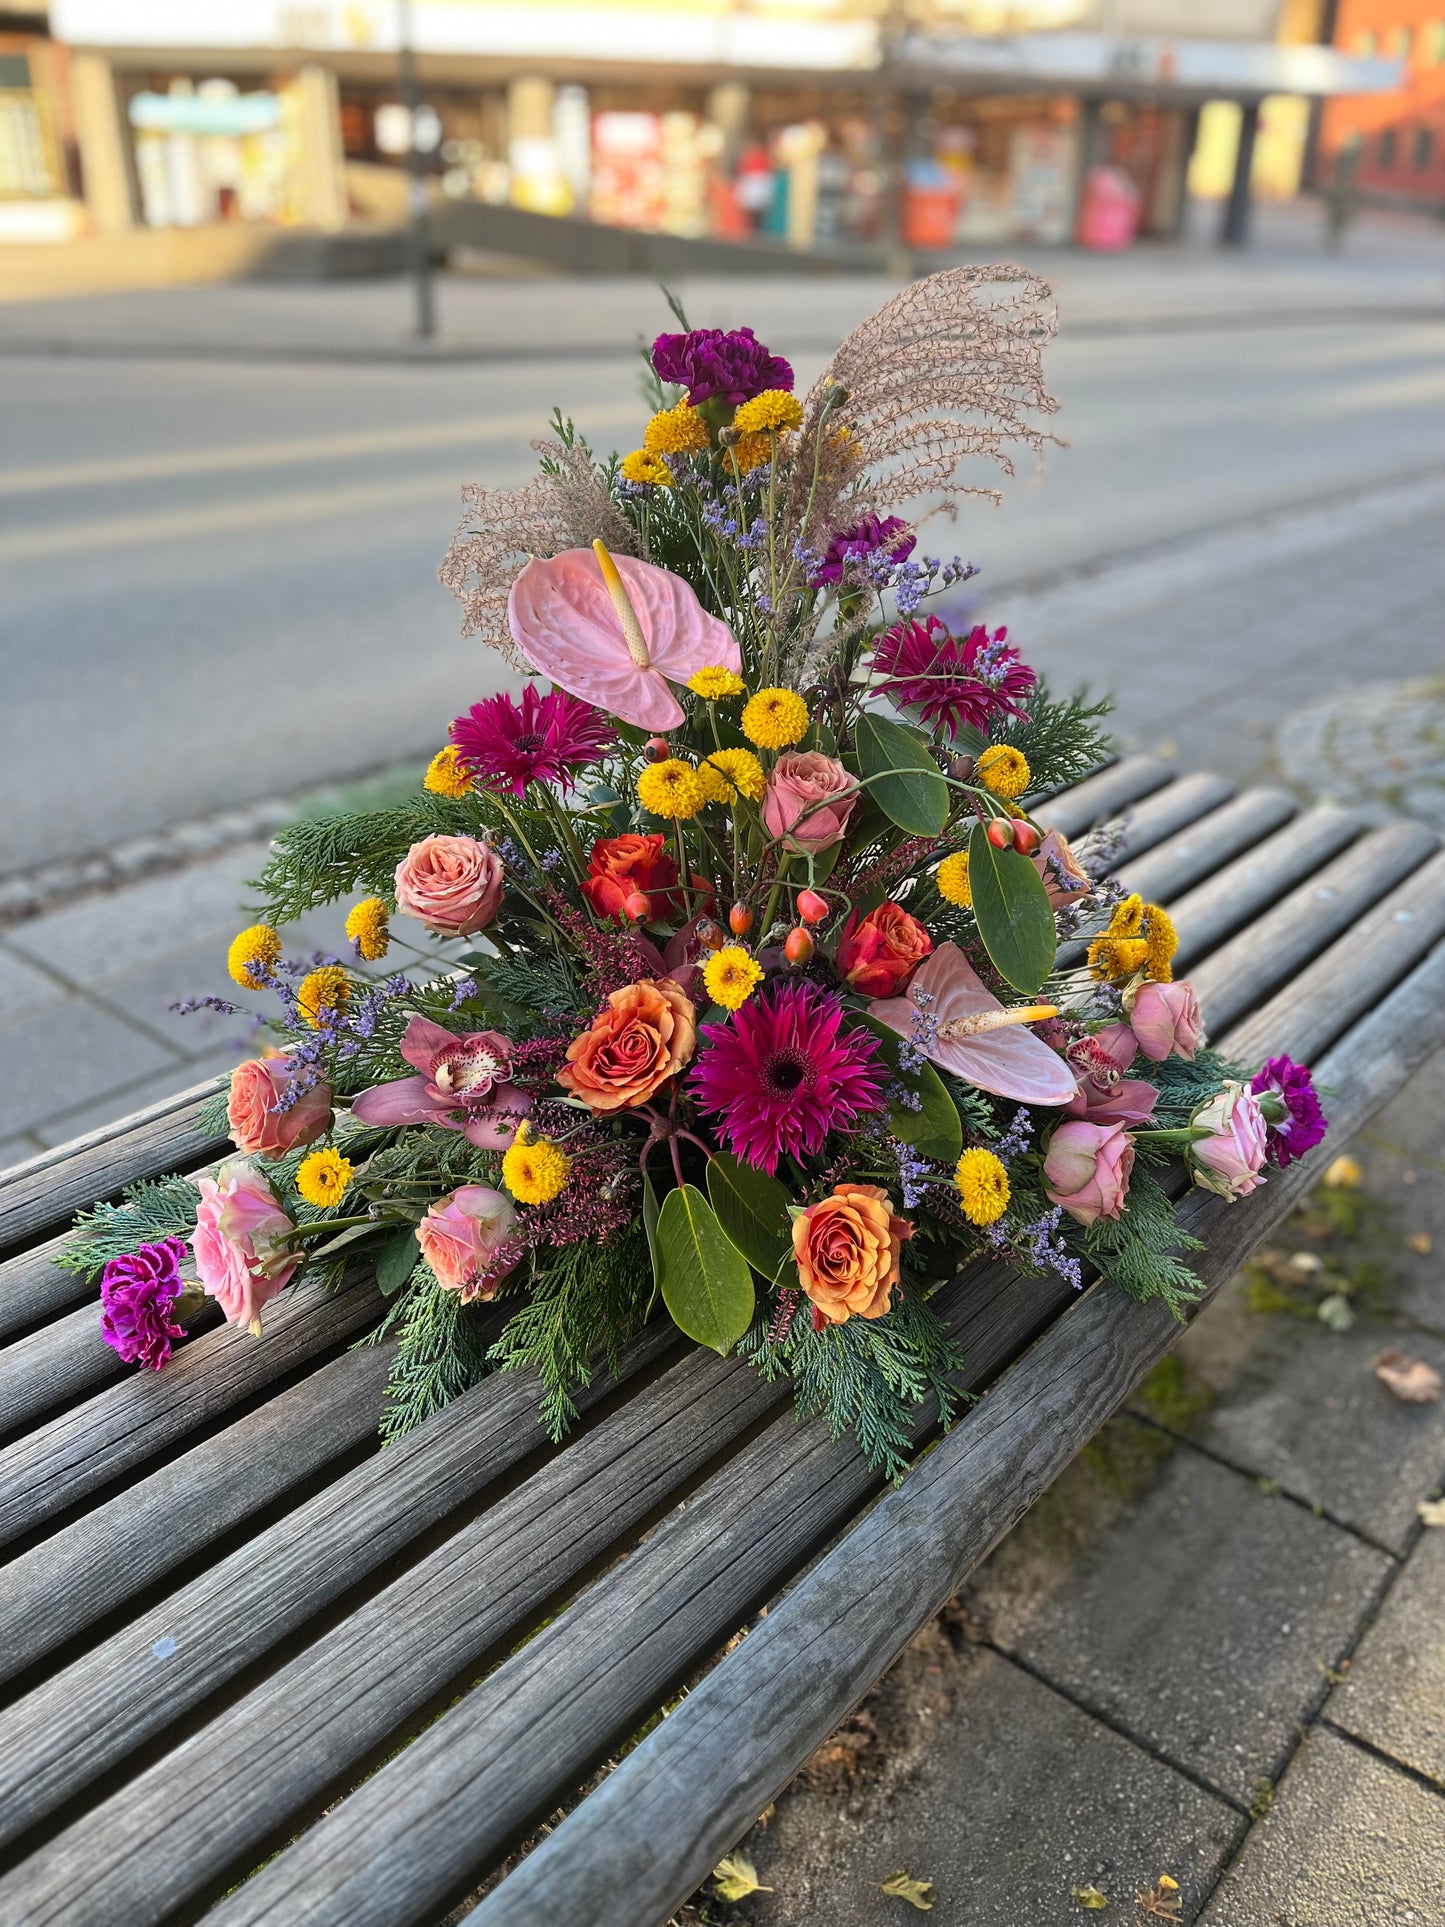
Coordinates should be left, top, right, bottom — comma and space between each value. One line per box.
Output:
1084, 1167, 1204, 1319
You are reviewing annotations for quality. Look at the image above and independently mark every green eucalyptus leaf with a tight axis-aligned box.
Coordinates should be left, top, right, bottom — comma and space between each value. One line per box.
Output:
854, 1013, 963, 1166
853, 712, 948, 837
707, 1152, 794, 1279
376, 1224, 421, 1297
967, 819, 1056, 995
655, 1184, 755, 1354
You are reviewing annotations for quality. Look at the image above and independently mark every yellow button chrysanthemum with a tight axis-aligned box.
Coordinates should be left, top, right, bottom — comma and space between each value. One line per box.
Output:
687, 665, 747, 701
701, 746, 766, 803
345, 897, 391, 962
296, 964, 350, 1030
1142, 902, 1177, 983
976, 744, 1031, 800
637, 757, 706, 820
502, 1125, 571, 1205
1087, 934, 1149, 985
954, 1147, 1011, 1227
424, 744, 472, 798
620, 448, 672, 487
733, 389, 804, 436
741, 688, 810, 751
296, 1146, 354, 1209
1087, 891, 1160, 984
644, 400, 710, 456
227, 923, 282, 990
935, 851, 972, 909
727, 431, 774, 475
703, 945, 764, 1012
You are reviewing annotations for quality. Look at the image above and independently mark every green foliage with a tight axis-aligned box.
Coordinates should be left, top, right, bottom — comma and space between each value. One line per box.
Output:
487, 1229, 654, 1439
63, 1175, 203, 1277
654, 1184, 756, 1353
198, 1082, 232, 1138
851, 712, 949, 837
1146, 1047, 1246, 1130
970, 678, 1112, 798
474, 947, 589, 1023
1083, 1167, 1204, 1318
377, 1266, 497, 1444
250, 793, 499, 922
966, 820, 1056, 995
738, 1276, 966, 1481
706, 1152, 793, 1279
856, 1015, 963, 1165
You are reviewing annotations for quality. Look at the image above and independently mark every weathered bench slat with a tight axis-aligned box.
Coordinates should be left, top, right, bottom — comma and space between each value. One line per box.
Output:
0, 1275, 381, 1551
464, 939, 1445, 1927
0, 1234, 98, 1345
1169, 805, 1373, 973
0, 1077, 229, 1254
1092, 769, 1237, 869
0, 1343, 394, 1691
1034, 753, 1174, 838
0, 1296, 225, 1442
1109, 785, 1298, 905
1188, 820, 1439, 1036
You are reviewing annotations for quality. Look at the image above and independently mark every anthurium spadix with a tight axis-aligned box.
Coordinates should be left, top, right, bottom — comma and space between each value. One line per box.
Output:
868, 942, 1079, 1107
507, 541, 741, 732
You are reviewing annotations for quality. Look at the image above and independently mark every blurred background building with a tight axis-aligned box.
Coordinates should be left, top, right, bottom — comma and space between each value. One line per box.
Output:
0, 1, 1413, 280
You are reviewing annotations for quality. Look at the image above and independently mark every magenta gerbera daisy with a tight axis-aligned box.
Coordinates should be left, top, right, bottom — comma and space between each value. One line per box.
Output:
871, 617, 1036, 741
1249, 1055, 1328, 1168
451, 685, 614, 799
692, 979, 887, 1176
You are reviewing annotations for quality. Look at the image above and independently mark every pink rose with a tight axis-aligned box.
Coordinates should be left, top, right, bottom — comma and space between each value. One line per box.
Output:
1129, 980, 1204, 1063
1189, 1082, 1268, 1200
394, 834, 505, 936
761, 752, 859, 855
416, 1185, 518, 1300
1032, 829, 1092, 911
190, 1159, 301, 1334
227, 1055, 333, 1159
1043, 1120, 1136, 1227
1067, 1077, 1159, 1127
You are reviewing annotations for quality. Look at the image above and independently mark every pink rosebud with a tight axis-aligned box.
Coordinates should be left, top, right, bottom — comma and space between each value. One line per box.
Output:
416, 1185, 518, 1299
1043, 1119, 1136, 1227
190, 1159, 301, 1335
761, 751, 859, 855
226, 1055, 333, 1159
1032, 828, 1092, 911
1189, 1082, 1268, 1200
394, 834, 505, 937
1067, 1076, 1159, 1127
1129, 979, 1204, 1062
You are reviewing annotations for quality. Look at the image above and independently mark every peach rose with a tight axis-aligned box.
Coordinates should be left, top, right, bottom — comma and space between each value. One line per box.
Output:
792, 1182, 912, 1326
761, 751, 859, 855
227, 1055, 332, 1159
556, 977, 697, 1112
836, 902, 932, 998
394, 834, 504, 936
416, 1185, 517, 1300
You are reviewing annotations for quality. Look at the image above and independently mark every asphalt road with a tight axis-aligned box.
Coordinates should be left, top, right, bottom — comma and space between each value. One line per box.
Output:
4, 291, 1444, 876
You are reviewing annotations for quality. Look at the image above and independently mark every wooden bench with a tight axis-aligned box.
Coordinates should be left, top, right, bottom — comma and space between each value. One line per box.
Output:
1, 753, 1442, 1927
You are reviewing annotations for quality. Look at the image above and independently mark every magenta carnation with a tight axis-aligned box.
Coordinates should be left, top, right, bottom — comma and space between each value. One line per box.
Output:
451, 685, 613, 799
1249, 1055, 1328, 1168
812, 516, 915, 589
100, 1237, 189, 1370
650, 327, 794, 407
692, 979, 887, 1176
871, 618, 1036, 740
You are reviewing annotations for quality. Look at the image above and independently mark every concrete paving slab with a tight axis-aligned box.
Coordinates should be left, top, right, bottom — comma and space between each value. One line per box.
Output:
29, 1047, 240, 1153
1200, 1726, 1445, 1927
1351, 1062, 1445, 1335
0, 996, 180, 1139
1328, 1529, 1445, 1788
0, 1134, 39, 1171
963, 1441, 1394, 1805
0, 945, 63, 1023
735, 1635, 1241, 1927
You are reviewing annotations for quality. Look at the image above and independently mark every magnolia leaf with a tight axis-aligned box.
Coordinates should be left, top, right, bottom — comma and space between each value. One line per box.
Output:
655, 1184, 755, 1354
854, 712, 948, 837
1374, 1349, 1443, 1403
641, 1166, 662, 1315
967, 819, 1056, 995
880, 1869, 935, 1911
855, 1014, 963, 1166
712, 1854, 772, 1902
707, 1152, 794, 1280
1417, 1498, 1445, 1527
376, 1225, 421, 1298
1071, 1888, 1110, 1911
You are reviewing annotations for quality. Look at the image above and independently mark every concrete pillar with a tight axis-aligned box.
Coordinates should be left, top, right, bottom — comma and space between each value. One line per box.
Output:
1220, 99, 1259, 246
296, 63, 347, 231
708, 81, 750, 173
71, 51, 138, 232
1071, 97, 1104, 241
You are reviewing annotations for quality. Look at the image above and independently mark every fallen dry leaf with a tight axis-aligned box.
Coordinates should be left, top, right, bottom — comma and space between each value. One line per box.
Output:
1072, 1886, 1110, 1909
1323, 1155, 1362, 1190
1408, 1232, 1433, 1256
1374, 1350, 1444, 1404
1136, 1873, 1183, 1920
1417, 1498, 1445, 1527
880, 1869, 935, 1911
711, 1854, 772, 1903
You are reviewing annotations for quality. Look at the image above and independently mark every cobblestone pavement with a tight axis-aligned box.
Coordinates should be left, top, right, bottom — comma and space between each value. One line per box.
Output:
1278, 676, 1445, 833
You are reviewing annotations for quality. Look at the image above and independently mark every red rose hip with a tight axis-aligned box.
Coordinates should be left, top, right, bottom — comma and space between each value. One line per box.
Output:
796, 888, 829, 924
728, 903, 754, 936
784, 927, 815, 966
986, 818, 1015, 850
1011, 822, 1041, 856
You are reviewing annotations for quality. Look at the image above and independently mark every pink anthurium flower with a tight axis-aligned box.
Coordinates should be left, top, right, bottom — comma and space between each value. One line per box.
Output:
868, 942, 1079, 1107
507, 541, 741, 732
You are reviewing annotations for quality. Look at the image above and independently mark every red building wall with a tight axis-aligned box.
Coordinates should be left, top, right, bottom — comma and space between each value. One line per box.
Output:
1321, 3, 1445, 204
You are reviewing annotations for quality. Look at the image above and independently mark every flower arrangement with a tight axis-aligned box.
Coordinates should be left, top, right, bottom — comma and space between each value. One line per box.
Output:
66, 271, 1326, 1478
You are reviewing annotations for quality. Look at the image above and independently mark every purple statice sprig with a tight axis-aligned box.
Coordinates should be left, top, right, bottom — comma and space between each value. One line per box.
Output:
884, 555, 981, 619
992, 1106, 1034, 1166
890, 1136, 938, 1211
984, 1205, 1083, 1292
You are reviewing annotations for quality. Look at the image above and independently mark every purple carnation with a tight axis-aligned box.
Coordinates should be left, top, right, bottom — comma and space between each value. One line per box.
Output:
1249, 1055, 1328, 1168
811, 515, 915, 589
100, 1236, 189, 1370
651, 327, 794, 407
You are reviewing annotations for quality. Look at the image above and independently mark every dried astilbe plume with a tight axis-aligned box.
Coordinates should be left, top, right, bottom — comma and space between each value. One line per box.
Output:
439, 437, 637, 669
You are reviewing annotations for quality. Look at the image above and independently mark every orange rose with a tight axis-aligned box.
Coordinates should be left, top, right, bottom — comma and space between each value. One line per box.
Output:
792, 1182, 912, 1326
556, 977, 697, 1112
